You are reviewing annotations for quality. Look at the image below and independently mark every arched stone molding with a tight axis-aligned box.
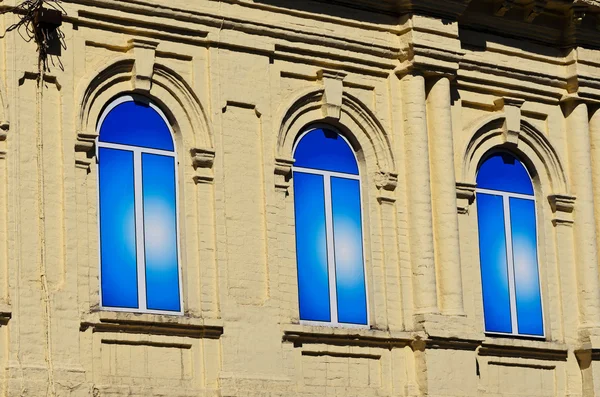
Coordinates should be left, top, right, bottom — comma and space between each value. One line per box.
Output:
74, 55, 214, 180
459, 112, 572, 343
274, 86, 397, 199
459, 113, 569, 212
75, 52, 220, 318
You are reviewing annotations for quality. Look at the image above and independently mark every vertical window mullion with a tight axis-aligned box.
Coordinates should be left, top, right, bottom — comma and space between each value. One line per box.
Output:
502, 194, 519, 334
133, 149, 148, 311
323, 174, 339, 325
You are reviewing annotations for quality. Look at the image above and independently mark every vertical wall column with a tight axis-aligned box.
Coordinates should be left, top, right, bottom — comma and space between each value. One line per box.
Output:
588, 107, 600, 306
426, 76, 465, 316
564, 99, 600, 329
401, 72, 438, 315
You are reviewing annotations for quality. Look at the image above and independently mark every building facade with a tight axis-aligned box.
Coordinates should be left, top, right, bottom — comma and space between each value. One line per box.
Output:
1, 0, 600, 395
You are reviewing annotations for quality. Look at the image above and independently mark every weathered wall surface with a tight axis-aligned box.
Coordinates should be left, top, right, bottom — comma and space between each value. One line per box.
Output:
0, 0, 600, 396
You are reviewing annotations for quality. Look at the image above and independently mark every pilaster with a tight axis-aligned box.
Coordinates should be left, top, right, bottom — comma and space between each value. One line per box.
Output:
401, 72, 438, 316
562, 97, 600, 330
426, 75, 464, 316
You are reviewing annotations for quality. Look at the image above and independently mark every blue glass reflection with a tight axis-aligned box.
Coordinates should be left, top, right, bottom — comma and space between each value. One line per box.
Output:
294, 129, 359, 175
99, 148, 139, 309
142, 154, 181, 312
293, 172, 331, 322
477, 193, 512, 334
477, 153, 534, 195
99, 100, 174, 151
510, 198, 544, 336
331, 177, 367, 325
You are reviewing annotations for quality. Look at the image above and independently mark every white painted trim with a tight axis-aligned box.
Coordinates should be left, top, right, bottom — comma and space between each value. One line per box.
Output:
476, 187, 535, 201
503, 195, 519, 334
292, 166, 360, 180
97, 142, 175, 158
96, 95, 184, 316
299, 320, 370, 330
291, 125, 370, 328
323, 175, 339, 324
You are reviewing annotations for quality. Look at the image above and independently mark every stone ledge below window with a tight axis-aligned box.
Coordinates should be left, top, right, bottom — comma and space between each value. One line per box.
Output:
282, 323, 417, 349
80, 311, 224, 339
480, 337, 568, 361
282, 323, 569, 360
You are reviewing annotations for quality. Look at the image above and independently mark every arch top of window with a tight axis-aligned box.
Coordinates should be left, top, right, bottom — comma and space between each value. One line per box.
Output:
97, 95, 174, 152
292, 127, 359, 175
476, 152, 534, 196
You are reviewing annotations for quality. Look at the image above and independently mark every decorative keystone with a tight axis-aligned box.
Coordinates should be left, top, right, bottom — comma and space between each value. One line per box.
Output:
128, 39, 159, 94
494, 97, 525, 147
318, 69, 347, 120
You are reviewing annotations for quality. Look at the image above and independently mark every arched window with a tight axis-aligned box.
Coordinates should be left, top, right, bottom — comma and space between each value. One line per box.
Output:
292, 127, 368, 326
476, 152, 544, 337
97, 96, 182, 314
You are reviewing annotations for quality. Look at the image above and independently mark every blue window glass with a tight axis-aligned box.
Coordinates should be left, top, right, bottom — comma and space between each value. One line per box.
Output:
477, 153, 534, 195
510, 198, 544, 336
331, 177, 367, 325
477, 193, 512, 334
293, 172, 330, 322
476, 152, 544, 337
142, 154, 181, 312
294, 128, 359, 175
99, 148, 138, 309
98, 97, 181, 314
99, 100, 174, 151
292, 128, 368, 326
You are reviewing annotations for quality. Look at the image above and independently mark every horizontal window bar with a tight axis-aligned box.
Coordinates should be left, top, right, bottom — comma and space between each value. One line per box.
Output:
476, 188, 535, 201
293, 166, 360, 180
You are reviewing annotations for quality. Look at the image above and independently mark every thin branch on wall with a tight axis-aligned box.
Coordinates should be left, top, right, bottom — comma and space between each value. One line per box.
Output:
0, 0, 66, 72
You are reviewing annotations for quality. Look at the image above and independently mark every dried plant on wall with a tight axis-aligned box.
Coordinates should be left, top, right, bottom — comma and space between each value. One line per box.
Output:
0, 0, 66, 72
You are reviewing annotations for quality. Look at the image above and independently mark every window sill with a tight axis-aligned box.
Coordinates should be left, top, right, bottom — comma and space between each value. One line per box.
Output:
80, 311, 224, 339
480, 336, 568, 361
282, 323, 415, 349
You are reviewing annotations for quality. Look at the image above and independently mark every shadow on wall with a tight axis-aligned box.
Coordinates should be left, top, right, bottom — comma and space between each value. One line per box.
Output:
250, 0, 401, 25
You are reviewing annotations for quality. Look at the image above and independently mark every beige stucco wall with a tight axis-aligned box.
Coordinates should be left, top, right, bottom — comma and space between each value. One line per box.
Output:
1, 0, 600, 396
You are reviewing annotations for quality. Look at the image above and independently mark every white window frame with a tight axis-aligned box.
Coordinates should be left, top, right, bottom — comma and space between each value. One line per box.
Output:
292, 127, 370, 329
475, 165, 546, 339
96, 95, 184, 316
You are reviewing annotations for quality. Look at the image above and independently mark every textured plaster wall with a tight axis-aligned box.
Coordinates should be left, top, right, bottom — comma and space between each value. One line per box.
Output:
0, 0, 599, 396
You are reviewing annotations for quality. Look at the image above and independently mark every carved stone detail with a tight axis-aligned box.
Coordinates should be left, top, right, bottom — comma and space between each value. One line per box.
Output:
375, 170, 398, 203
494, 97, 525, 147
191, 147, 216, 184
74, 133, 97, 172
548, 194, 576, 226
318, 69, 347, 120
274, 157, 295, 194
456, 182, 477, 214
525, 0, 546, 22
495, 0, 516, 17
128, 39, 159, 93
